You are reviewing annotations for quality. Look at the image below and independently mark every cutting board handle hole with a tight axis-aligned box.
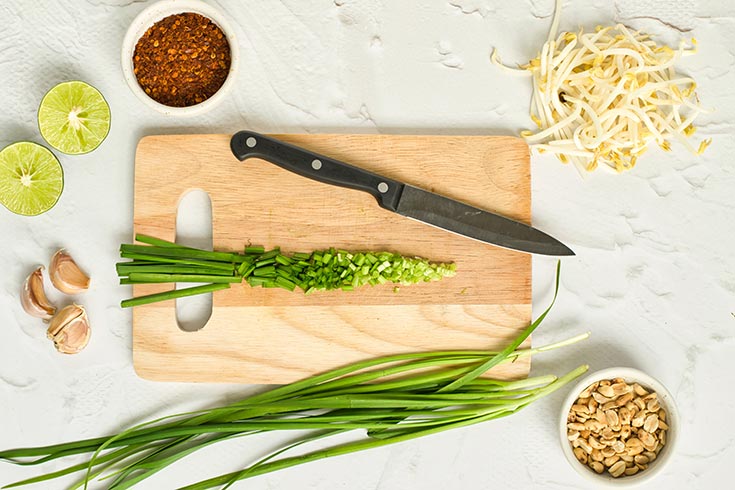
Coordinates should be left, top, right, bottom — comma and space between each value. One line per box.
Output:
176, 189, 214, 332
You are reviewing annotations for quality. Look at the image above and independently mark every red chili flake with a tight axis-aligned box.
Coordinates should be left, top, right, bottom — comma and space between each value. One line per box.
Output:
133, 12, 231, 107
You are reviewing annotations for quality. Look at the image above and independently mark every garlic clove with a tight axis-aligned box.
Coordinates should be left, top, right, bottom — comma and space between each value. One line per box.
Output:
52, 317, 91, 354
47, 304, 85, 339
49, 249, 90, 295
21, 266, 57, 321
47, 304, 91, 354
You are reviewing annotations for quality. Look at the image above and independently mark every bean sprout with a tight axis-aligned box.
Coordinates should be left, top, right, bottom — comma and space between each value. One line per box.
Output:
492, 0, 711, 174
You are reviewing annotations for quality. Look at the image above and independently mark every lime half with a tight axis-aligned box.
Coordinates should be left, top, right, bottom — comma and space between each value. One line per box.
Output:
0, 142, 64, 216
38, 81, 111, 155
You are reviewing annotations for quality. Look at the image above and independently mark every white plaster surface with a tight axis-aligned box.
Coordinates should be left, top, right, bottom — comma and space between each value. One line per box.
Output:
1, 0, 733, 488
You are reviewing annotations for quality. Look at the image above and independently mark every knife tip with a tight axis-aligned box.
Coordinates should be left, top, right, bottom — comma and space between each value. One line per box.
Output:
543, 242, 575, 256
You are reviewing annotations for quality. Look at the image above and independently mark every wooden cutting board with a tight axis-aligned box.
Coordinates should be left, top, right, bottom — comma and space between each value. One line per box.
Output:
132, 134, 531, 384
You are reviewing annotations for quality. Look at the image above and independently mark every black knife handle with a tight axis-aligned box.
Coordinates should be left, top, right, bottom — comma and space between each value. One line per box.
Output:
230, 131, 404, 212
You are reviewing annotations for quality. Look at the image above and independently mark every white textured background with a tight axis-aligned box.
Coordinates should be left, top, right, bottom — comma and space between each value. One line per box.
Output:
1, 0, 734, 488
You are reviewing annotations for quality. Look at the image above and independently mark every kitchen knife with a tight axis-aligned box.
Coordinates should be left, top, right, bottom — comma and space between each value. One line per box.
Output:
230, 131, 574, 256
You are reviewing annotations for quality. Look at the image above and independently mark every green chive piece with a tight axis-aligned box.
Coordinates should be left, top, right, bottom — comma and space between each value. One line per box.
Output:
257, 249, 281, 261
255, 258, 276, 268
116, 264, 233, 276
120, 244, 237, 263
119, 252, 235, 272
275, 255, 292, 266
253, 266, 276, 277
236, 261, 252, 276
134, 234, 190, 248
126, 273, 241, 284
230, 254, 250, 264
120, 283, 231, 308
245, 245, 265, 255
247, 276, 269, 288
275, 276, 297, 291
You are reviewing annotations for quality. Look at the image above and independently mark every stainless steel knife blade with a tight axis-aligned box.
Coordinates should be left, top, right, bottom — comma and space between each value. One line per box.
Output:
396, 185, 574, 256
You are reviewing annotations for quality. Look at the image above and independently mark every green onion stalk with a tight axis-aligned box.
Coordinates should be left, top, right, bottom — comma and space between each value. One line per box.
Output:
0, 262, 589, 490
117, 234, 457, 307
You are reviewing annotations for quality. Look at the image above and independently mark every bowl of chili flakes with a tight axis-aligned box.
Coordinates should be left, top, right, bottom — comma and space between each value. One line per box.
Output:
121, 0, 239, 116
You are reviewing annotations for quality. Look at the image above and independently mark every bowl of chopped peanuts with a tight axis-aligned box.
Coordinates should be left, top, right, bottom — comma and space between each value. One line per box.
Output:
121, 0, 239, 116
558, 367, 679, 487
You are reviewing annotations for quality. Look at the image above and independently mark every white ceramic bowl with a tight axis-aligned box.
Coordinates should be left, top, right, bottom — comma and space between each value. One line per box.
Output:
121, 0, 239, 116
559, 367, 679, 487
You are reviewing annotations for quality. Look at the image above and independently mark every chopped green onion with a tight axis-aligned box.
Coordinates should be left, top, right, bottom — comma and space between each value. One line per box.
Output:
115, 236, 455, 307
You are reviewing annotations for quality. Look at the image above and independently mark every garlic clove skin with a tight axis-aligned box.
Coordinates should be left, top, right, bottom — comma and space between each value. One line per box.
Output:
49, 249, 90, 295
47, 304, 91, 354
21, 266, 57, 321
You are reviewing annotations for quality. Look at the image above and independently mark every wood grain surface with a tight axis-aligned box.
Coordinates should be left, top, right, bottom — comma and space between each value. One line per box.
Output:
132, 133, 531, 383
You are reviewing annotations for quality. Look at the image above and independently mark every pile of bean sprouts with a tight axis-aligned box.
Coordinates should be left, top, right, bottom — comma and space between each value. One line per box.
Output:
492, 0, 711, 174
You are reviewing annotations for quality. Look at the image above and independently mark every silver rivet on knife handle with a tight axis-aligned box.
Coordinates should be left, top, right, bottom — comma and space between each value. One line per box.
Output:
311, 159, 322, 170
246, 137, 257, 148
377, 182, 389, 193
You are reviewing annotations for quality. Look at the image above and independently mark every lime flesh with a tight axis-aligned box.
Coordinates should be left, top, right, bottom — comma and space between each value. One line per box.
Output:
38, 81, 111, 155
0, 142, 64, 216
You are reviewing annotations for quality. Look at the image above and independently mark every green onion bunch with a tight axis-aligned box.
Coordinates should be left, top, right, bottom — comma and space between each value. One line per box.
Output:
0, 263, 589, 490
117, 234, 456, 307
